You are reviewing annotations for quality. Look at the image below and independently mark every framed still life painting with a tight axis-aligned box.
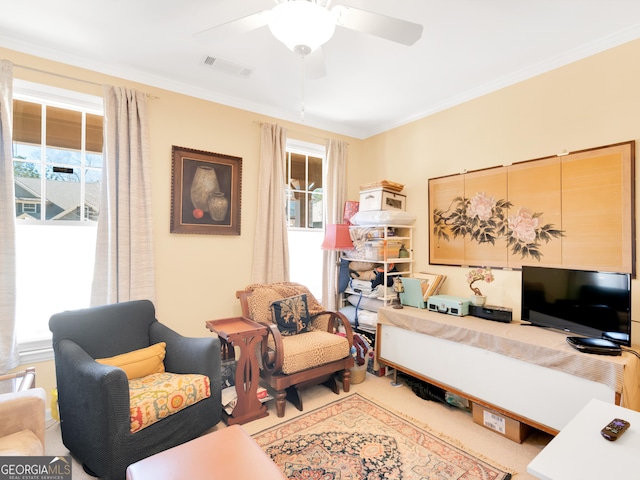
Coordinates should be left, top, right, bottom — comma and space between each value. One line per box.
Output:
170, 145, 242, 235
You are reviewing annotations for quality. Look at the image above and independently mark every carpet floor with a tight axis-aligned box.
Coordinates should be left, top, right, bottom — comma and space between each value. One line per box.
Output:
45, 371, 553, 479
253, 393, 513, 479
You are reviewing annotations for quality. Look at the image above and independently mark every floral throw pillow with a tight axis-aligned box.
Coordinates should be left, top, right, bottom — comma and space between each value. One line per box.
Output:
270, 294, 311, 336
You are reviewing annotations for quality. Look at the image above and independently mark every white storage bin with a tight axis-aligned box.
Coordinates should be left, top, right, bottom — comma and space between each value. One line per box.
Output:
365, 240, 402, 260
359, 188, 406, 212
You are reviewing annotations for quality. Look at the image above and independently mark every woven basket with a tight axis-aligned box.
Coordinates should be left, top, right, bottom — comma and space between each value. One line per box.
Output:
351, 363, 367, 384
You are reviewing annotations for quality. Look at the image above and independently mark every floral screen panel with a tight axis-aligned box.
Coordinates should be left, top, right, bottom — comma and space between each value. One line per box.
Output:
560, 144, 634, 272
507, 157, 563, 268
429, 174, 465, 265
462, 167, 509, 268
429, 141, 635, 273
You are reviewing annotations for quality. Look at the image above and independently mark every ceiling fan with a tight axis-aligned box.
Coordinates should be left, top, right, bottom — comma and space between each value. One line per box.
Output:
195, 0, 423, 74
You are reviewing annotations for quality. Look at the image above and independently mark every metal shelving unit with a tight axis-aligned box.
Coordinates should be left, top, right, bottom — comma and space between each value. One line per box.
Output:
342, 224, 414, 306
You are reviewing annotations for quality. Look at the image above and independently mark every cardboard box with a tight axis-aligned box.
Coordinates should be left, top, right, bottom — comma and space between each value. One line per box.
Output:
359, 188, 406, 212
471, 402, 530, 443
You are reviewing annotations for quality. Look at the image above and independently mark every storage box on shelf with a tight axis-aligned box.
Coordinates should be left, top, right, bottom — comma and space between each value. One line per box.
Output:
343, 225, 413, 307
359, 188, 406, 212
364, 239, 402, 260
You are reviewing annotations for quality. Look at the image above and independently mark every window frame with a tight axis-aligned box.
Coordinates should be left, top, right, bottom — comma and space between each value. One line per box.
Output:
21, 202, 37, 214
285, 139, 326, 231
285, 139, 326, 301
13, 80, 103, 364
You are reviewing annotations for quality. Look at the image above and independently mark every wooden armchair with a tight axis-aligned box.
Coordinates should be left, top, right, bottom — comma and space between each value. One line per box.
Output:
237, 282, 354, 417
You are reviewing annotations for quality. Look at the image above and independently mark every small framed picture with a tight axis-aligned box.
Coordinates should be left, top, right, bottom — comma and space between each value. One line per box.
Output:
170, 146, 242, 235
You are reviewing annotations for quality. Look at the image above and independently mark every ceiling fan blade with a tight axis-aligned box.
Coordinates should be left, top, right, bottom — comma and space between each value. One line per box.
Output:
305, 47, 326, 79
331, 5, 423, 46
194, 10, 270, 43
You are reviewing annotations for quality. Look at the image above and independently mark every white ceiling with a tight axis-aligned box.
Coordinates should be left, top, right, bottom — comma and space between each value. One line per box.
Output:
2, 0, 640, 139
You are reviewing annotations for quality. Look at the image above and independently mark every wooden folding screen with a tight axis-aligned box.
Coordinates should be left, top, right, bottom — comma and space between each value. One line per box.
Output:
429, 141, 635, 274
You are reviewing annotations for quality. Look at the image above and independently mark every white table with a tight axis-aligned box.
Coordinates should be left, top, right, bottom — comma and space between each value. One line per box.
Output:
527, 398, 640, 479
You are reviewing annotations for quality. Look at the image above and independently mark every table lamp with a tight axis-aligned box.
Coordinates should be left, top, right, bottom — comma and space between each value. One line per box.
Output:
321, 224, 354, 310
321, 224, 354, 251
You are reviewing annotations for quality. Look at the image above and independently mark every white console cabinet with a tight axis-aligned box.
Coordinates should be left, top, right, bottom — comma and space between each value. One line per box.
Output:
376, 306, 639, 434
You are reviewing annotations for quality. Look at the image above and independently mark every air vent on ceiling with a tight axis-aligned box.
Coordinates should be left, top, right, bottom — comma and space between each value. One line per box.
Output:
202, 56, 253, 78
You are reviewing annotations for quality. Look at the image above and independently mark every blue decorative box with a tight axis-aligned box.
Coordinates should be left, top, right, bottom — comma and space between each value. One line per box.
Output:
426, 295, 470, 316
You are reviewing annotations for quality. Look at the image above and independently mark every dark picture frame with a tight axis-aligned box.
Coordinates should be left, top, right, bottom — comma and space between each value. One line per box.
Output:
170, 146, 242, 235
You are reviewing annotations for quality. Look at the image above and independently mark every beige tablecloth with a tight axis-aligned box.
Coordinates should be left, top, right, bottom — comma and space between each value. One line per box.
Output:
378, 306, 640, 411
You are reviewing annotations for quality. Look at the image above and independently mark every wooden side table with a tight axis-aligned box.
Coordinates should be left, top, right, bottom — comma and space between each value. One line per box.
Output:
205, 316, 269, 425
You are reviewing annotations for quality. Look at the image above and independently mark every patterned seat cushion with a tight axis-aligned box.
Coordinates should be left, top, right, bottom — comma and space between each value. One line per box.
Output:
245, 283, 351, 374
129, 372, 210, 433
280, 330, 350, 374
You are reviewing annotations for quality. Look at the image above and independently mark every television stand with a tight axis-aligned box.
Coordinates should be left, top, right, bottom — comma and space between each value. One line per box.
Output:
376, 306, 639, 434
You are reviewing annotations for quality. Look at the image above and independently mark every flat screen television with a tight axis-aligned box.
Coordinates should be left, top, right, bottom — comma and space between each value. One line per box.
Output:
521, 266, 631, 346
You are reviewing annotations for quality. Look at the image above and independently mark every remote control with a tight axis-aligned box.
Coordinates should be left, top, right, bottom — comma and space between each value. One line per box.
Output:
601, 418, 630, 441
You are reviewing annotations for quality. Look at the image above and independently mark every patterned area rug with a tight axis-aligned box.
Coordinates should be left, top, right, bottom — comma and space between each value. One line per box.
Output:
252, 394, 513, 480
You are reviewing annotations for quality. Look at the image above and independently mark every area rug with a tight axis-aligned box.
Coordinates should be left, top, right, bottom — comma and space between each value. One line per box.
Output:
252, 393, 513, 480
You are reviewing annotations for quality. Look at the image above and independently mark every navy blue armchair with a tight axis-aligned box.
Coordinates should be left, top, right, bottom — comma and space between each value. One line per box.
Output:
49, 300, 222, 480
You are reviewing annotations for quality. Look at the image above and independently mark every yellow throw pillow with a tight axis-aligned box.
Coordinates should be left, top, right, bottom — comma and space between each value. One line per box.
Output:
96, 342, 166, 380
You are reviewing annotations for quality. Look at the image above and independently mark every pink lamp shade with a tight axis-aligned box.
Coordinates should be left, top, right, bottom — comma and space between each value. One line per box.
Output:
321, 224, 354, 250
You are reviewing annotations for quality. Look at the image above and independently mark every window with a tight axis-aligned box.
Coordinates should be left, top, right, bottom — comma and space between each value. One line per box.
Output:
21, 203, 37, 214
285, 140, 325, 301
12, 80, 103, 362
285, 142, 324, 229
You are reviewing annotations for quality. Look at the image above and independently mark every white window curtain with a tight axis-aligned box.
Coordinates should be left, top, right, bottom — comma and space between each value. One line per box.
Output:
251, 123, 290, 284
0, 60, 18, 373
91, 85, 156, 306
321, 138, 348, 310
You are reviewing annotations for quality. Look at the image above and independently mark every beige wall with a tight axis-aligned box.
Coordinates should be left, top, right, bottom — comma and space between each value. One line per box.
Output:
4, 37, 640, 400
1, 47, 363, 399
362, 38, 640, 343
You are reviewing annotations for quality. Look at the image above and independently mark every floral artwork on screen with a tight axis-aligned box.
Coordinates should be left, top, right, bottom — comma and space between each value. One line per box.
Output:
432, 192, 564, 261
428, 142, 634, 273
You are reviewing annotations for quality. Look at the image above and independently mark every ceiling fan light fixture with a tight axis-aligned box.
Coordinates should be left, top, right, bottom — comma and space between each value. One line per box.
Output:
268, 1, 335, 56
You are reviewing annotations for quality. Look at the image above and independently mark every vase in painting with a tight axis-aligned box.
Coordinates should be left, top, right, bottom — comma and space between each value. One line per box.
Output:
207, 192, 229, 221
190, 165, 220, 211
